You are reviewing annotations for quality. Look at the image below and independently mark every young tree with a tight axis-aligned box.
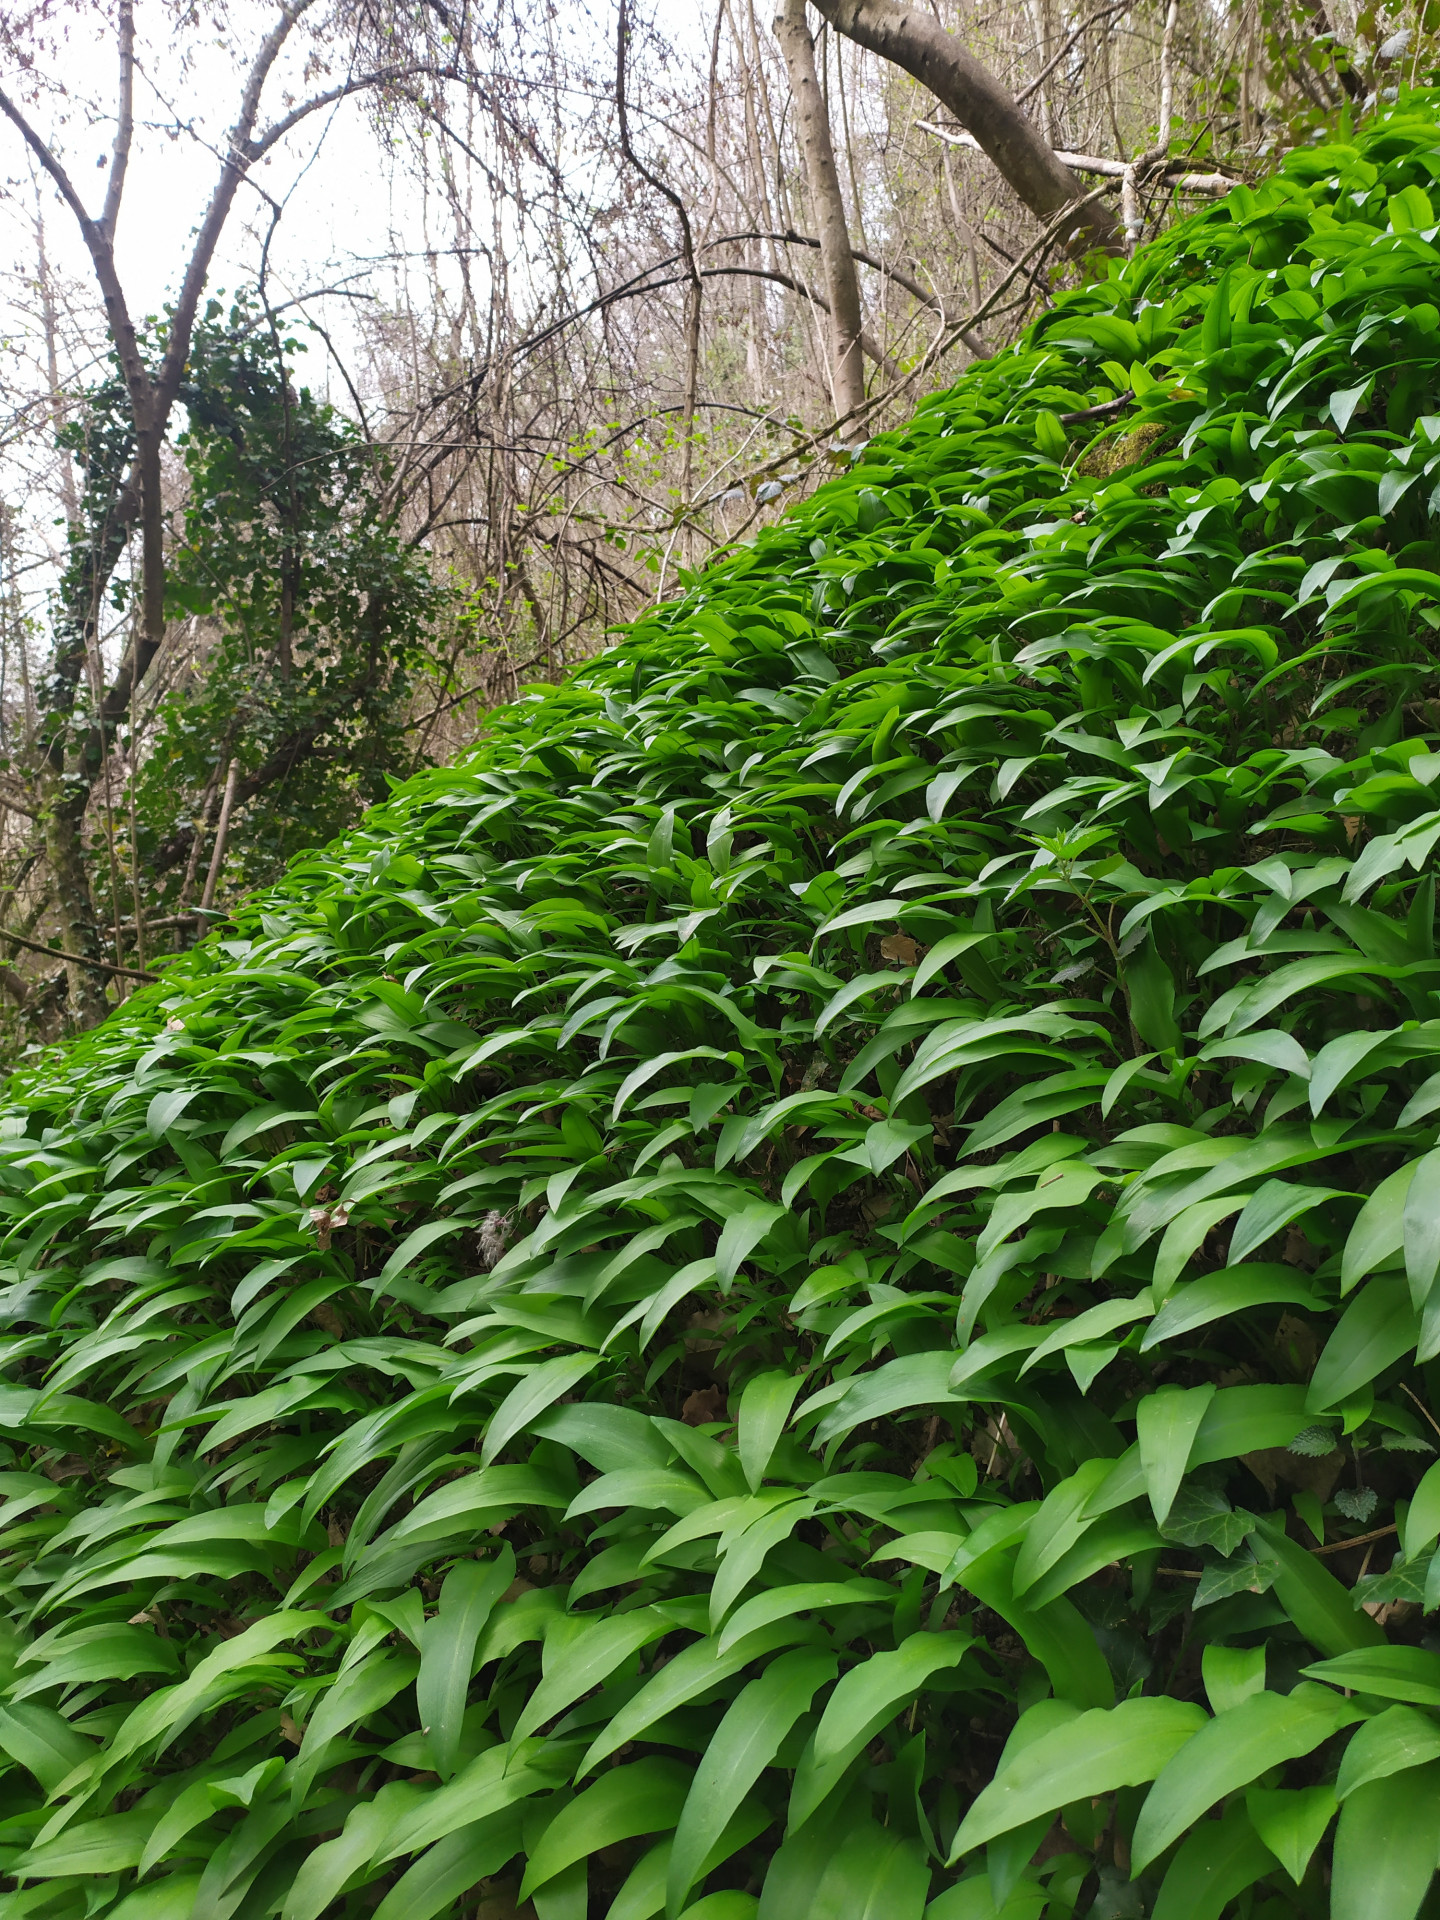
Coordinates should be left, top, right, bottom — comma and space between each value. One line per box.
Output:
0, 0, 447, 1016
773, 0, 868, 418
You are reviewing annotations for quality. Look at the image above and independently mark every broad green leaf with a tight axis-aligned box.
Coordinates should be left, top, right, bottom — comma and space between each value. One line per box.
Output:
13, 1809, 155, 1877
1132, 1683, 1359, 1871
814, 1632, 971, 1771
1147, 1800, 1275, 1920
519, 1756, 692, 1898
0, 1701, 96, 1791
376, 1742, 564, 1863
510, 1603, 680, 1748
1201, 1642, 1266, 1714
958, 1546, 1114, 1709
717, 1580, 894, 1656
1405, 1456, 1440, 1556
924, 1877, 1046, 1919
1330, 1762, 1440, 1920
107, 1877, 205, 1920
1303, 1645, 1440, 1705
1342, 1162, 1417, 1293
1404, 1148, 1440, 1312
582, 1621, 815, 1773
1336, 1704, 1440, 1798
1137, 1382, 1215, 1528
1141, 1265, 1323, 1349
292, 1647, 418, 1801
1011, 1458, 1113, 1599
481, 1353, 602, 1465
668, 1647, 836, 1912
715, 1203, 788, 1286
1307, 1275, 1418, 1412
737, 1370, 806, 1491
416, 1548, 516, 1779
1229, 1181, 1352, 1264
606, 1798, 771, 1920
1254, 1518, 1387, 1656
1245, 1784, 1337, 1883
282, 1783, 427, 1920
371, 1805, 526, 1920
759, 1809, 930, 1920
949, 1699, 1208, 1859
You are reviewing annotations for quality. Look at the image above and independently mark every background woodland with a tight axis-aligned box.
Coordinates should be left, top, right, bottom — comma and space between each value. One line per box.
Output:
0, 0, 1409, 1057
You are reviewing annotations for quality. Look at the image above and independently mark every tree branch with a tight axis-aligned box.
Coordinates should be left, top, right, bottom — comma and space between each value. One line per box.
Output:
100, 0, 135, 240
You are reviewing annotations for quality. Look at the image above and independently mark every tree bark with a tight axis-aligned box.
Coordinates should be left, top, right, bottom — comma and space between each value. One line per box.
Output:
773, 0, 867, 417
805, 0, 1121, 253
38, 773, 108, 1024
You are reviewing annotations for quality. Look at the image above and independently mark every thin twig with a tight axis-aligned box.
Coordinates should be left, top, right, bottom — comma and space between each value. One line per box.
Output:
0, 924, 157, 982
1311, 1523, 1396, 1558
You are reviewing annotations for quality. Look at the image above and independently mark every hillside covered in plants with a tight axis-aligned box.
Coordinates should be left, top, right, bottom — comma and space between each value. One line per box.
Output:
11, 98, 1440, 1920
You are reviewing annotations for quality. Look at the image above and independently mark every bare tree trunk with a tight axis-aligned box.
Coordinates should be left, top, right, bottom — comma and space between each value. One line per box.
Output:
806, 0, 1120, 253
40, 778, 108, 1025
774, 0, 867, 418
200, 760, 240, 913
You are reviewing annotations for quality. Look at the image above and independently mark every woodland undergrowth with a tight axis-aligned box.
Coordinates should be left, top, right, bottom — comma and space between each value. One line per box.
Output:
10, 96, 1440, 1920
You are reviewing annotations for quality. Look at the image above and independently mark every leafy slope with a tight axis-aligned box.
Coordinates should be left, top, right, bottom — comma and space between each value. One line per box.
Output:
15, 103, 1440, 1920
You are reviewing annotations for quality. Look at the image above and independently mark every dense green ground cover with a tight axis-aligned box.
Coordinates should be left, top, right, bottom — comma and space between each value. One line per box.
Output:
13, 98, 1440, 1920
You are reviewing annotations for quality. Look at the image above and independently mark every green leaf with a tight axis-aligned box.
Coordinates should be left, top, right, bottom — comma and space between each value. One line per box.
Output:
582, 1621, 816, 1773
1201, 1642, 1266, 1714
1146, 1800, 1276, 1920
717, 1580, 895, 1656
370, 1806, 526, 1920
1011, 1458, 1113, 1599
1307, 1275, 1418, 1412
0, 1701, 96, 1791
958, 1547, 1115, 1709
519, 1756, 692, 1898
13, 1810, 155, 1877
1124, 938, 1181, 1052
1230, 1180, 1351, 1265
481, 1353, 602, 1465
1254, 1517, 1387, 1656
1330, 1761, 1440, 1920
1303, 1645, 1440, 1705
1342, 1162, 1417, 1293
790, 1633, 972, 1830
759, 1809, 931, 1920
1405, 1456, 1440, 1556
1193, 1542, 1281, 1609
510, 1603, 681, 1748
738, 1370, 806, 1491
416, 1548, 515, 1779
1132, 1683, 1359, 1872
924, 1877, 1046, 1920
1137, 1382, 1215, 1528
949, 1699, 1208, 1860
1245, 1784, 1337, 1884
1336, 1704, 1440, 1798
1161, 1484, 1256, 1557
376, 1742, 566, 1864
281, 1782, 425, 1920
715, 1203, 788, 1286
1404, 1148, 1440, 1312
1142, 1265, 1323, 1348
107, 1877, 206, 1920
667, 1647, 836, 1913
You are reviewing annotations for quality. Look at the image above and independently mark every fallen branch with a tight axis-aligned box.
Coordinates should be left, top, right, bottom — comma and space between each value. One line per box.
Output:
0, 924, 157, 982
918, 120, 1243, 197
1060, 389, 1134, 424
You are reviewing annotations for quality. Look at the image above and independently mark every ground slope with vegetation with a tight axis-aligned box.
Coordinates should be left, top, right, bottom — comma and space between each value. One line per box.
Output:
9, 97, 1440, 1920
